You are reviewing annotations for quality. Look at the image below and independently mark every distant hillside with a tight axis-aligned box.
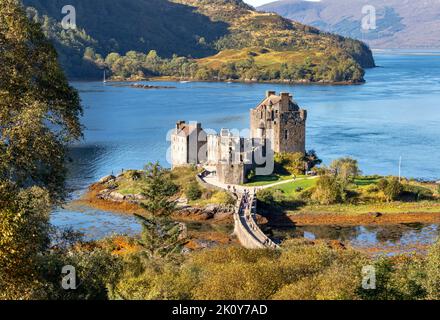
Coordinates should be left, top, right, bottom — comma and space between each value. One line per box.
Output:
22, 0, 375, 83
259, 0, 440, 49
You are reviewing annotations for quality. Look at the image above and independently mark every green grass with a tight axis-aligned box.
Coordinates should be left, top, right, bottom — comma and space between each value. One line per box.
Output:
244, 174, 299, 187
289, 201, 440, 216
271, 178, 317, 194
354, 176, 382, 186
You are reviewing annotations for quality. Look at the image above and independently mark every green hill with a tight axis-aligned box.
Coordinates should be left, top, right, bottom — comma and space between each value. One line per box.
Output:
22, 0, 375, 83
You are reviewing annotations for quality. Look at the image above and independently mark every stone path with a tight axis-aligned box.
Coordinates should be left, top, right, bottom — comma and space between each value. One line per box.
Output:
200, 172, 286, 249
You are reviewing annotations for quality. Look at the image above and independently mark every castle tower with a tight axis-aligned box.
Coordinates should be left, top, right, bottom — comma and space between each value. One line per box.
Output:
250, 91, 307, 154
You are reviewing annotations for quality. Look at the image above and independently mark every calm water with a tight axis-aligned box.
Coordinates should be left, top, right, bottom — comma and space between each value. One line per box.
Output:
52, 51, 440, 249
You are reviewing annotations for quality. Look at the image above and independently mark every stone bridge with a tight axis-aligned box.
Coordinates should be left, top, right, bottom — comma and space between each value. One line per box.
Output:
197, 171, 279, 249
233, 193, 279, 249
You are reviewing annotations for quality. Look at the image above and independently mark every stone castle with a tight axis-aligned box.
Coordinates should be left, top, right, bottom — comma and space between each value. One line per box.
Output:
170, 91, 307, 185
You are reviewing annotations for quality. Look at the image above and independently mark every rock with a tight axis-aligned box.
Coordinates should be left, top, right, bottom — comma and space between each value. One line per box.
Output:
134, 194, 146, 201
109, 191, 125, 201
204, 204, 218, 213
193, 239, 218, 249
370, 212, 383, 218
181, 247, 192, 255
99, 175, 116, 184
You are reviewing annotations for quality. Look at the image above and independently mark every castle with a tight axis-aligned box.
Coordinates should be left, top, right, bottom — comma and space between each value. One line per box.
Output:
170, 91, 307, 185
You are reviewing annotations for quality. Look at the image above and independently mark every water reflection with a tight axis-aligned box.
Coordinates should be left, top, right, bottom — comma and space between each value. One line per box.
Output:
272, 223, 439, 249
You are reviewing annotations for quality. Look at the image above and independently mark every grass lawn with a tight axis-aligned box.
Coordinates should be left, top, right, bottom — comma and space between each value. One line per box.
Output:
244, 174, 301, 187
354, 176, 382, 186
289, 201, 440, 216
271, 178, 317, 194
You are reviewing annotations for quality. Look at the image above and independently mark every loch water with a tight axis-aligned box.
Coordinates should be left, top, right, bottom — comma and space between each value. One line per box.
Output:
52, 51, 440, 251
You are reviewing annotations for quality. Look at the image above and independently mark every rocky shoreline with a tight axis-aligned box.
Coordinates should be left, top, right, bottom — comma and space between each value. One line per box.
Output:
81, 174, 235, 223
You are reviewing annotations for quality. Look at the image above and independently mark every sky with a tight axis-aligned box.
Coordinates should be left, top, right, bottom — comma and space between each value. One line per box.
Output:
244, 0, 322, 7
243, 0, 276, 7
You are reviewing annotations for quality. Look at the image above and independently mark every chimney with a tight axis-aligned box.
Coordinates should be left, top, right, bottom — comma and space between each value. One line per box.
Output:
176, 120, 185, 130
266, 90, 276, 98
280, 92, 291, 112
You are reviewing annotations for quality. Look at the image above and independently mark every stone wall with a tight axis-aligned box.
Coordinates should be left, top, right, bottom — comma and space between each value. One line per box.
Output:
250, 91, 307, 155
216, 163, 253, 185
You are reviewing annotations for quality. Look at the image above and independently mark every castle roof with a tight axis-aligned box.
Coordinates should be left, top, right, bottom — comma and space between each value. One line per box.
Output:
255, 95, 300, 111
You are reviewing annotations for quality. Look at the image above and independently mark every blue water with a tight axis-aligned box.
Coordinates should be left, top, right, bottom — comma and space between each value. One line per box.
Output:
52, 51, 440, 247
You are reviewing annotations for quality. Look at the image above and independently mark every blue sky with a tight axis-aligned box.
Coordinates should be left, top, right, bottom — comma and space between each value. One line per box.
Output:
243, 0, 275, 7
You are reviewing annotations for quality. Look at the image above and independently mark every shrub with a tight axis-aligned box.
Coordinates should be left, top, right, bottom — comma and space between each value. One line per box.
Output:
185, 182, 202, 201
211, 191, 236, 206
330, 157, 361, 183
311, 175, 346, 205
377, 177, 403, 202
246, 169, 256, 181
257, 189, 275, 206
274, 152, 306, 175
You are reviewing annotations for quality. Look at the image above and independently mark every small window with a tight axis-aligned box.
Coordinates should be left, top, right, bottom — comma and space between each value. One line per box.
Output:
284, 130, 288, 140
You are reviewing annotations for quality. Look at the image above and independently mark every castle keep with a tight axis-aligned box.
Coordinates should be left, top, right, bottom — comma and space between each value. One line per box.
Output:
250, 91, 307, 154
170, 91, 307, 185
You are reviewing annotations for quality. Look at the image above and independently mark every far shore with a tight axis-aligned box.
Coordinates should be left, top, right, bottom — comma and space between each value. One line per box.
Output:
70, 76, 365, 86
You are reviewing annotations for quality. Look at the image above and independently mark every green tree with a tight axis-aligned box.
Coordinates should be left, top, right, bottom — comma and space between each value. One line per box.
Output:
378, 177, 403, 202
311, 175, 346, 205
304, 150, 322, 171
275, 152, 306, 175
425, 240, 440, 299
0, 0, 83, 201
0, 0, 83, 299
0, 183, 51, 299
140, 162, 178, 217
185, 182, 202, 201
330, 157, 361, 184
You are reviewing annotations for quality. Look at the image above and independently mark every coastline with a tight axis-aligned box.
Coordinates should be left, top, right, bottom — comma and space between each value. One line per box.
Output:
74, 76, 365, 86
80, 179, 440, 228
280, 212, 440, 227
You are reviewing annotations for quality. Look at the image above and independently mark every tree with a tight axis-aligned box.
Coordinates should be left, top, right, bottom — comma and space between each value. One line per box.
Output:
140, 162, 178, 217
425, 240, 440, 299
275, 152, 306, 175
0, 183, 51, 299
185, 182, 202, 201
330, 157, 361, 184
0, 0, 83, 299
0, 0, 83, 202
311, 175, 346, 205
304, 150, 322, 171
377, 177, 402, 202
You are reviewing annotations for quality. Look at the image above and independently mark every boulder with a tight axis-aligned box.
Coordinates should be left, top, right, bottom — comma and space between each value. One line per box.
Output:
109, 191, 125, 201
99, 175, 116, 184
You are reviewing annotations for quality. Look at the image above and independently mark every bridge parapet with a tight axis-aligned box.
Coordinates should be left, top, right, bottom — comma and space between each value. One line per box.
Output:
233, 193, 279, 249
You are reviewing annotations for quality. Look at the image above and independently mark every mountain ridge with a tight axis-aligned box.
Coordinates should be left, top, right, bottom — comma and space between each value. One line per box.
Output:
22, 0, 375, 82
259, 0, 440, 49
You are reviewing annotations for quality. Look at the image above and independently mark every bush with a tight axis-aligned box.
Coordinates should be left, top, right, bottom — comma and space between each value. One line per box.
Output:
257, 189, 275, 206
211, 191, 236, 206
330, 157, 361, 183
185, 182, 202, 201
378, 177, 403, 202
311, 176, 346, 205
403, 185, 434, 201
275, 152, 306, 175
246, 169, 256, 181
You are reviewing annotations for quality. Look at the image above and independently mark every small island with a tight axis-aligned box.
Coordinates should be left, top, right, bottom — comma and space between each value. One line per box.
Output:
79, 91, 440, 252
